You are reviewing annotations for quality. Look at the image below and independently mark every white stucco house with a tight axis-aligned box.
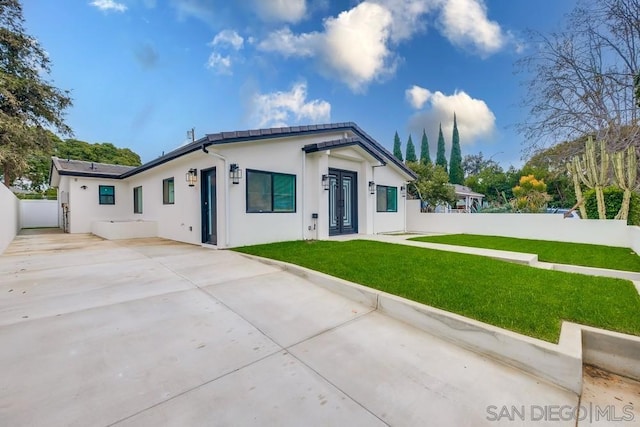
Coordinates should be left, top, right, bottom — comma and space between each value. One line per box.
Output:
49, 122, 416, 248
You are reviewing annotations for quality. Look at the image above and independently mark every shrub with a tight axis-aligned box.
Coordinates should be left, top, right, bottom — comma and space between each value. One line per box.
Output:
584, 186, 640, 225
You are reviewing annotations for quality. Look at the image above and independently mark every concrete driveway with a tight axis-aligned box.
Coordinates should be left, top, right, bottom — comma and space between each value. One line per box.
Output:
0, 231, 579, 426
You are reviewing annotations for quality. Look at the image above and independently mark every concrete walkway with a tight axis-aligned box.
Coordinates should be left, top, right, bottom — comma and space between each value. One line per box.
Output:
0, 231, 590, 426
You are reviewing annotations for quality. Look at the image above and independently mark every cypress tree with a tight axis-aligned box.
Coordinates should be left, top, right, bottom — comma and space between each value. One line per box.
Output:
420, 129, 431, 165
435, 123, 448, 173
405, 134, 417, 162
393, 131, 403, 162
449, 113, 464, 184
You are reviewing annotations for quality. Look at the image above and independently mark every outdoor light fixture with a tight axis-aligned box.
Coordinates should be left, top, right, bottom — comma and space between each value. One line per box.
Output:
80, 185, 87, 190
229, 163, 242, 184
400, 185, 406, 198
185, 168, 198, 187
321, 174, 330, 190
368, 181, 376, 194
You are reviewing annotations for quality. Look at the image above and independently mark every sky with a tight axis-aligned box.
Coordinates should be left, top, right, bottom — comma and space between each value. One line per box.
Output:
23, 0, 577, 167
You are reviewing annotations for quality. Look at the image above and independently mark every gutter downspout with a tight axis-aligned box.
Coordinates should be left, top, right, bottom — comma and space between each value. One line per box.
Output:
202, 144, 230, 248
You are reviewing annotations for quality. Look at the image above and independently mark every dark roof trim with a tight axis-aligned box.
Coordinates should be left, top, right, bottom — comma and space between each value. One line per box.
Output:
55, 170, 124, 179
302, 137, 386, 165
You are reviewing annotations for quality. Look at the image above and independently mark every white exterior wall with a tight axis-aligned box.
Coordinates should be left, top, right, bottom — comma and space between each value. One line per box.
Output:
372, 163, 407, 234
65, 176, 132, 233
406, 200, 632, 247
55, 131, 412, 247
0, 184, 20, 254
20, 200, 58, 228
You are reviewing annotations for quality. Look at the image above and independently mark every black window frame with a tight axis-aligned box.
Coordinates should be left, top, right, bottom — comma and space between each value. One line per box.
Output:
246, 169, 296, 213
99, 185, 115, 205
376, 185, 398, 212
163, 177, 175, 205
133, 186, 143, 214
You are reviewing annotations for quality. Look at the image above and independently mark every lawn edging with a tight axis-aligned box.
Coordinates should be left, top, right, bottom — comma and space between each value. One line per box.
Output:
239, 252, 640, 396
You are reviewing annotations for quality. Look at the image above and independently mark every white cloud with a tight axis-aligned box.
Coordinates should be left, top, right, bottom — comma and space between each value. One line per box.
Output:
408, 87, 496, 145
258, 2, 395, 92
254, 0, 307, 23
438, 0, 505, 55
249, 82, 331, 128
211, 30, 244, 51
90, 0, 127, 12
171, 0, 216, 25
206, 53, 232, 75
370, 0, 438, 43
405, 85, 431, 109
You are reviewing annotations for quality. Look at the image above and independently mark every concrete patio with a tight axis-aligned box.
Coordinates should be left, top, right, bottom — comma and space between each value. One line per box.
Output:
0, 231, 633, 426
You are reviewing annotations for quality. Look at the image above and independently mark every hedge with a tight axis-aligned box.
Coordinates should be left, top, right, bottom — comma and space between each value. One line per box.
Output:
583, 186, 640, 225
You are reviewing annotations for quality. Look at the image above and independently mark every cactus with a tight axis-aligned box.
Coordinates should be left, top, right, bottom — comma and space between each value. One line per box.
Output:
576, 137, 610, 219
612, 146, 637, 221
566, 159, 588, 219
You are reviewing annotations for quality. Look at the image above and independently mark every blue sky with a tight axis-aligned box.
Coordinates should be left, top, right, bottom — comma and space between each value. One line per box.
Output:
24, 0, 576, 167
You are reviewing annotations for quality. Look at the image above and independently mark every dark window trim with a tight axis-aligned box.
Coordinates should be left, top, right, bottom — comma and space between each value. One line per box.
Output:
99, 185, 115, 205
376, 185, 398, 213
133, 186, 143, 214
163, 177, 175, 205
245, 168, 297, 213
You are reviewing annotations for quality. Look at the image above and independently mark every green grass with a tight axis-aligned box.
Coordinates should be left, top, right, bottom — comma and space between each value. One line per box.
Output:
409, 234, 640, 273
234, 240, 640, 343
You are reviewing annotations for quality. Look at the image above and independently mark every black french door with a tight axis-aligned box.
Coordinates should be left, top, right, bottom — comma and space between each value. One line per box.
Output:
328, 168, 358, 236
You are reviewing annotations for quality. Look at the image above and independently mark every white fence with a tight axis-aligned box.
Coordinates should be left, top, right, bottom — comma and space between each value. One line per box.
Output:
20, 199, 59, 228
0, 185, 20, 254
406, 200, 637, 248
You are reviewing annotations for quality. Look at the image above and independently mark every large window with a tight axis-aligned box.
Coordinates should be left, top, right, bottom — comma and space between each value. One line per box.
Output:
246, 169, 296, 213
376, 185, 397, 212
163, 177, 174, 204
133, 186, 143, 214
99, 185, 115, 205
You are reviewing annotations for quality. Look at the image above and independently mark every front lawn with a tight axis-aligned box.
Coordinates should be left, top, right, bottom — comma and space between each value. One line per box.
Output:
234, 240, 640, 343
409, 234, 640, 272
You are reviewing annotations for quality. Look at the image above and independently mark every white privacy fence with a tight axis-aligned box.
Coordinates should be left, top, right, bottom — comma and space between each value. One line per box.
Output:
20, 199, 59, 228
0, 185, 20, 254
406, 200, 638, 249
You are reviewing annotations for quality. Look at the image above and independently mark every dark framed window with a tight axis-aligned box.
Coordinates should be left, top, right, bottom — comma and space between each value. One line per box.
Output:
163, 178, 174, 204
99, 185, 115, 205
246, 169, 296, 213
133, 186, 143, 214
376, 185, 397, 212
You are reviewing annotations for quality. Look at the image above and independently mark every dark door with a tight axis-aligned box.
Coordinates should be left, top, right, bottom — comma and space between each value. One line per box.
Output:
201, 168, 217, 245
328, 168, 358, 236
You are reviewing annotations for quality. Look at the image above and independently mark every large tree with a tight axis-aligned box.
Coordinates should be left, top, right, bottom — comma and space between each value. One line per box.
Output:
0, 0, 72, 187
419, 129, 431, 165
405, 134, 417, 162
435, 123, 448, 173
518, 0, 640, 157
407, 161, 456, 208
448, 113, 464, 184
392, 131, 403, 162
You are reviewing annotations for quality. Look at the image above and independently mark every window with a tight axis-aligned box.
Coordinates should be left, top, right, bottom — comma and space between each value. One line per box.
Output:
133, 186, 143, 214
376, 185, 397, 212
246, 169, 296, 213
99, 185, 115, 205
163, 178, 174, 204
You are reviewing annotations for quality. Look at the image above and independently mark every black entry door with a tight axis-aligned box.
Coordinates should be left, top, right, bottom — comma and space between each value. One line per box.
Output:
329, 168, 358, 236
201, 168, 217, 245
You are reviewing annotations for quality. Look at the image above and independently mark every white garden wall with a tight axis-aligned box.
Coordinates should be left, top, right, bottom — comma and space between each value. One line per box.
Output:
20, 200, 58, 228
406, 200, 632, 248
0, 184, 20, 254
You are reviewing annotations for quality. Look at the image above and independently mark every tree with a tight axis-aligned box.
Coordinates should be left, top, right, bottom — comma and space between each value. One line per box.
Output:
517, 0, 640, 156
512, 175, 550, 213
419, 129, 431, 165
635, 71, 640, 107
435, 123, 447, 173
407, 161, 456, 208
392, 131, 403, 162
0, 0, 72, 187
448, 113, 463, 184
405, 134, 417, 162
462, 152, 499, 177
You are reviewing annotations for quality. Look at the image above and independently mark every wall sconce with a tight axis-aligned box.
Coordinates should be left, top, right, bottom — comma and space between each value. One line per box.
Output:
400, 185, 406, 198
80, 185, 87, 190
229, 163, 242, 184
368, 181, 376, 194
185, 168, 198, 187
321, 174, 330, 190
